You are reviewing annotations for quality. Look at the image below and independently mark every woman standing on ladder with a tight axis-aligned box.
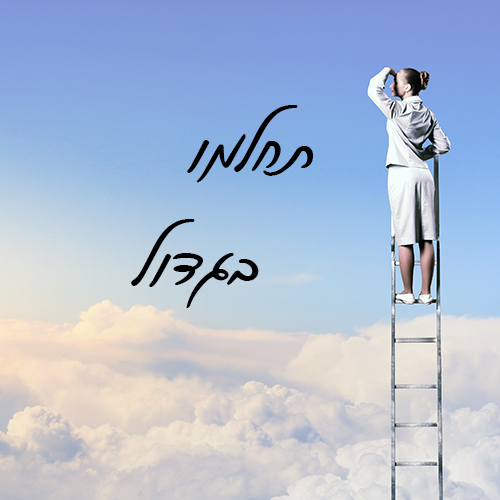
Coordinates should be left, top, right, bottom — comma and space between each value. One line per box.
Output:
368, 67, 451, 304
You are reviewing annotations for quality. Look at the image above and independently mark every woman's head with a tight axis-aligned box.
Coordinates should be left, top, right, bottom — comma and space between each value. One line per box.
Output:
399, 68, 430, 95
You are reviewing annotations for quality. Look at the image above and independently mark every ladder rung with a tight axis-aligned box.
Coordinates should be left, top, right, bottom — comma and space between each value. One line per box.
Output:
395, 422, 437, 428
394, 260, 437, 267
395, 461, 437, 467
395, 337, 437, 343
395, 384, 437, 389
395, 298, 437, 305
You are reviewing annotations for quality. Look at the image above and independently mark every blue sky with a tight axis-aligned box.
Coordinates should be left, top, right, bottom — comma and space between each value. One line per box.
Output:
1, 0, 499, 334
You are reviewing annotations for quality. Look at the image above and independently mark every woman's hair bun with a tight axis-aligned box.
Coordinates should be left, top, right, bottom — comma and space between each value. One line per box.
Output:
420, 71, 430, 90
402, 68, 429, 94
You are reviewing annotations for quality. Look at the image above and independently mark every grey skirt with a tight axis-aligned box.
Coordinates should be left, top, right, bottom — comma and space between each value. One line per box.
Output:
388, 166, 436, 246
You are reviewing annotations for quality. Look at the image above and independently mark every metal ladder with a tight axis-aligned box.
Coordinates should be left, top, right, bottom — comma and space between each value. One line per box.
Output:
390, 157, 442, 500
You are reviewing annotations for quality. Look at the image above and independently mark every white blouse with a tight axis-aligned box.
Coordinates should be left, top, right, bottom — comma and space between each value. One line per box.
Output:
368, 67, 451, 168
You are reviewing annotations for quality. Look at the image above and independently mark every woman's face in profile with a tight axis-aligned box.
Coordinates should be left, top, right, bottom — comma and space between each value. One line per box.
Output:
390, 71, 407, 99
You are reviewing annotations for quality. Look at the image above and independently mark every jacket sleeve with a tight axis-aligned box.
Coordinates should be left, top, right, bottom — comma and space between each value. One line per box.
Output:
421, 121, 451, 159
368, 67, 397, 119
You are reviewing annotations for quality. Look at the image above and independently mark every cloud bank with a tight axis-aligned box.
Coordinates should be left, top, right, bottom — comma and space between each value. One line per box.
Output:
0, 301, 499, 499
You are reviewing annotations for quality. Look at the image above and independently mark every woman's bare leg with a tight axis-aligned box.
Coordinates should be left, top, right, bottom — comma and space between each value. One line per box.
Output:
419, 240, 434, 295
399, 244, 414, 294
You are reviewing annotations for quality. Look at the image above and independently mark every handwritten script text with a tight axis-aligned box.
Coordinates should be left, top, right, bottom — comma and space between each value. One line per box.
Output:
131, 219, 259, 307
188, 105, 313, 182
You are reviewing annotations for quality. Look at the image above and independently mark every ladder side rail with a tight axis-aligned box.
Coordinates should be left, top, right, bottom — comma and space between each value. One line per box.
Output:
391, 231, 396, 500
434, 157, 443, 500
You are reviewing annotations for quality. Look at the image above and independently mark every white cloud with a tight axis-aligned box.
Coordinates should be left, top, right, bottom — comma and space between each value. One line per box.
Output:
0, 302, 499, 499
7, 405, 83, 463
271, 439, 391, 500
274, 404, 500, 500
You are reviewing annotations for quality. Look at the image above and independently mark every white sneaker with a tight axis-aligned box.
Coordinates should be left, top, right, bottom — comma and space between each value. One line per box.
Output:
396, 293, 415, 304
419, 294, 433, 305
